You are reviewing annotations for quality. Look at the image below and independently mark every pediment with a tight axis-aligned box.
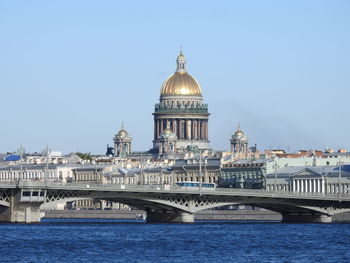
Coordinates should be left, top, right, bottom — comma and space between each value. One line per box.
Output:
291, 168, 322, 177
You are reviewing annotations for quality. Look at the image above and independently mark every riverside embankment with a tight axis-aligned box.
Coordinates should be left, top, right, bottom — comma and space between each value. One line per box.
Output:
43, 210, 350, 222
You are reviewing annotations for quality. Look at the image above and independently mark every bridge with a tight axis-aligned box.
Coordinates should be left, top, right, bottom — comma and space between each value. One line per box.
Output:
1, 181, 350, 223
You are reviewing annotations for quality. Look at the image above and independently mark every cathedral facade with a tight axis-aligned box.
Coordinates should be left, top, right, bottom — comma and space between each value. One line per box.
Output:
152, 51, 210, 153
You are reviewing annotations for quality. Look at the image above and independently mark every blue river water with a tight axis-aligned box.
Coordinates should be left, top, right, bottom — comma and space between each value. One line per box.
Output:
1, 219, 350, 263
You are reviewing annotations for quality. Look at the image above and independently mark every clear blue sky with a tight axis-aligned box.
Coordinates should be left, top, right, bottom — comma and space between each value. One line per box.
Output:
1, 0, 349, 154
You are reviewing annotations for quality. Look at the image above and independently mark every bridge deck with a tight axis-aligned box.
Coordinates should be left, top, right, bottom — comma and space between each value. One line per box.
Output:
1, 181, 349, 202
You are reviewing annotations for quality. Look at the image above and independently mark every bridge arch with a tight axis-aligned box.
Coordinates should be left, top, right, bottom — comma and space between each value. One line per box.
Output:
0, 189, 10, 207
0, 201, 9, 207
26, 186, 350, 223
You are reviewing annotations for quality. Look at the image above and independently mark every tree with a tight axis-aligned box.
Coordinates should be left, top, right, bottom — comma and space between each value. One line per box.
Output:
75, 152, 92, 161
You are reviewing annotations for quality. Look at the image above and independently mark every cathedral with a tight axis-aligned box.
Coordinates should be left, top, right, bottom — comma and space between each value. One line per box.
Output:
111, 51, 249, 157
152, 51, 210, 153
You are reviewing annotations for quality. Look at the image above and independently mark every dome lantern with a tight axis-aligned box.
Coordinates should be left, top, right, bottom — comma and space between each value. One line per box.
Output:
176, 50, 187, 74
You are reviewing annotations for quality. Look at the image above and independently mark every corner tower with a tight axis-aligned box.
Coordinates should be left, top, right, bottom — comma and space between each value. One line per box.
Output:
114, 123, 132, 157
230, 125, 248, 154
153, 51, 210, 152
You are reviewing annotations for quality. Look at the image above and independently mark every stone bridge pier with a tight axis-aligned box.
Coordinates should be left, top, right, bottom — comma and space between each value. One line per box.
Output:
281, 213, 332, 223
0, 189, 45, 223
146, 211, 194, 223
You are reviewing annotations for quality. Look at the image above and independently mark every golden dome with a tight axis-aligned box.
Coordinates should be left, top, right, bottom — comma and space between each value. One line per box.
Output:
160, 51, 202, 96
116, 122, 128, 137
117, 129, 128, 137
235, 129, 244, 137
232, 125, 248, 142
161, 72, 202, 96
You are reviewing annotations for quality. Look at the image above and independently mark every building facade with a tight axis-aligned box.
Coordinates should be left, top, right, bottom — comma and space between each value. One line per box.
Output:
172, 158, 221, 184
220, 161, 265, 189
0, 164, 76, 182
265, 165, 350, 194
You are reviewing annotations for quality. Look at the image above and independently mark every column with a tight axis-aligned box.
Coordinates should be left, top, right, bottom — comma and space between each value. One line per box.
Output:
155, 119, 159, 139
196, 120, 200, 139
197, 120, 200, 139
195, 120, 198, 139
178, 120, 182, 139
321, 179, 324, 193
205, 120, 208, 139
160, 119, 164, 134
293, 180, 295, 191
309, 179, 312, 192
201, 120, 204, 139
296, 180, 300, 192
314, 179, 317, 193
202, 120, 206, 140
197, 120, 201, 139
183, 119, 186, 139
174, 119, 179, 138
192, 121, 196, 139
301, 180, 304, 192
202, 121, 205, 139
158, 119, 161, 138
187, 120, 191, 139
154, 119, 157, 140
317, 179, 320, 193
171, 120, 175, 133
312, 179, 317, 193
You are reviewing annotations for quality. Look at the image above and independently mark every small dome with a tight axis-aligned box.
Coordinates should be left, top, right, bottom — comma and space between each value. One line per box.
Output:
159, 129, 177, 140
115, 122, 130, 138
232, 126, 248, 142
117, 129, 128, 137
234, 129, 244, 137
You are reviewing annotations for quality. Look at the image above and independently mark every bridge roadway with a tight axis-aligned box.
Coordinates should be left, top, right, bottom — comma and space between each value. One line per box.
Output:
1, 181, 350, 223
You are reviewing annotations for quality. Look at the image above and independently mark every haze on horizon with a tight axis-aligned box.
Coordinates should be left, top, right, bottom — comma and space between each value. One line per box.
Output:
0, 0, 349, 155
